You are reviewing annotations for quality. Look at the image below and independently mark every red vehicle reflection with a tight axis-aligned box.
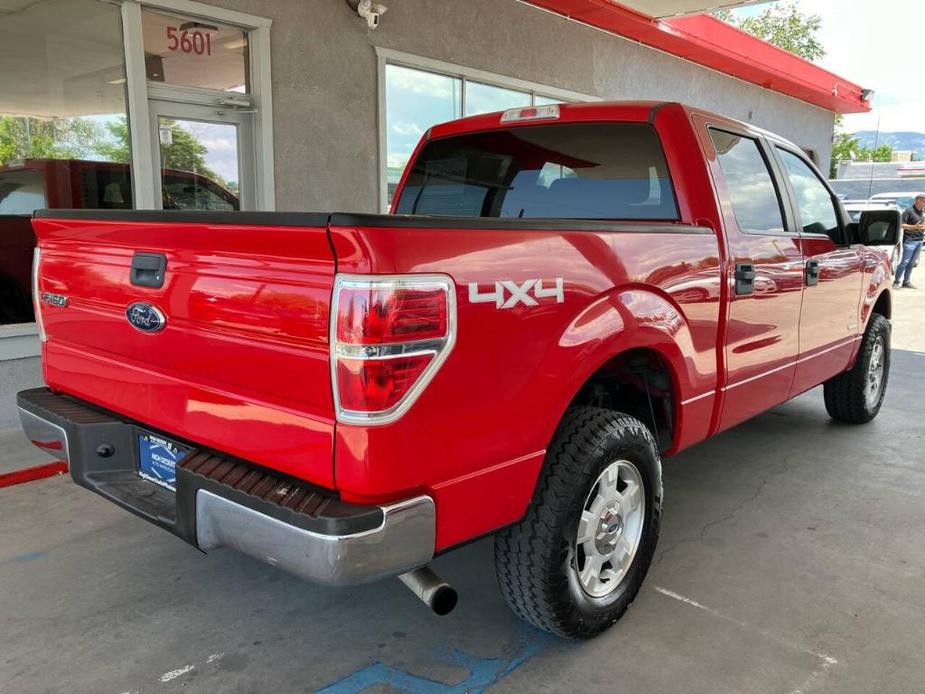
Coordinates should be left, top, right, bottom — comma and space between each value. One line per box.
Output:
0, 158, 238, 324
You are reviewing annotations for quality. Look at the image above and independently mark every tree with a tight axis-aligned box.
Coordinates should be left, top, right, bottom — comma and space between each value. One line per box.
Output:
0, 116, 102, 166
94, 118, 130, 164
96, 116, 223, 185
157, 119, 222, 183
0, 114, 223, 187
714, 2, 825, 61
830, 128, 893, 177
830, 130, 858, 177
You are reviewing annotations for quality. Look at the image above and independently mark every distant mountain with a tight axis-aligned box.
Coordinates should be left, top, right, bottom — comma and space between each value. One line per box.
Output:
853, 131, 925, 159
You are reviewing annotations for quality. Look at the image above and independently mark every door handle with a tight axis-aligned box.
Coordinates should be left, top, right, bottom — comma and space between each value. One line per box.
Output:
734, 263, 756, 295
805, 259, 820, 287
130, 252, 167, 289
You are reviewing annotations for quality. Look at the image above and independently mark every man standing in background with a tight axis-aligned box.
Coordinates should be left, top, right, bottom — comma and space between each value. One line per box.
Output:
894, 194, 925, 289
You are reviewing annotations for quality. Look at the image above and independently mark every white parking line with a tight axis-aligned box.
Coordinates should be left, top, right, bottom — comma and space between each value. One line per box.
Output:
159, 664, 195, 683
652, 585, 838, 670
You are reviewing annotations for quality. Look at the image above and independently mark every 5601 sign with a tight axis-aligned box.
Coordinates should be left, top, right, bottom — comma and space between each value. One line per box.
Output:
166, 26, 213, 56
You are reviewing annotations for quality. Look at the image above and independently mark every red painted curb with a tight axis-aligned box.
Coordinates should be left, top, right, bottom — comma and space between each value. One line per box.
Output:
0, 462, 68, 488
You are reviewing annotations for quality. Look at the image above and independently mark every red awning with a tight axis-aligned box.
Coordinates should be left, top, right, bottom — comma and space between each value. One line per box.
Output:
521, 0, 870, 114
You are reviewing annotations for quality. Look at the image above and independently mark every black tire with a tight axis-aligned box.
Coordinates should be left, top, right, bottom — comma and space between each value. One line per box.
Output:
823, 313, 891, 424
494, 407, 662, 639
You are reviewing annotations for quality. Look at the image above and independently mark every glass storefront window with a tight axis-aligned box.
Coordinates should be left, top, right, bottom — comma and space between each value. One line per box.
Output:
464, 82, 530, 117
383, 61, 577, 208
141, 9, 249, 93
0, 0, 129, 325
158, 118, 240, 211
385, 65, 461, 203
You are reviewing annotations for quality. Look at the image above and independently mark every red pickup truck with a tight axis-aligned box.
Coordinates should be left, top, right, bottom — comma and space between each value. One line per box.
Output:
18, 102, 898, 638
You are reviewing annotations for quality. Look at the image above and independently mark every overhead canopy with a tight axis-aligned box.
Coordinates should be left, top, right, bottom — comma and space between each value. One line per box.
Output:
520, 0, 871, 114
618, 0, 769, 18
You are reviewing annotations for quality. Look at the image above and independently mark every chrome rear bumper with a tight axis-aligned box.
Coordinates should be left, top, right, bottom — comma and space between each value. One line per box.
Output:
196, 490, 435, 585
19, 406, 69, 462
17, 387, 435, 586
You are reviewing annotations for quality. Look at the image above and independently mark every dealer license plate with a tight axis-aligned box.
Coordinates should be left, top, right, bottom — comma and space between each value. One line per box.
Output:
137, 432, 187, 492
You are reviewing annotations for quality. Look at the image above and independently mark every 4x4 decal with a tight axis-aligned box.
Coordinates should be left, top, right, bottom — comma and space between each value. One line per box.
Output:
468, 278, 564, 309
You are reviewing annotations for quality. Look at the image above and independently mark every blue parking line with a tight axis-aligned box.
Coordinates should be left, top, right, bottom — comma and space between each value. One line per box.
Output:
0, 551, 46, 565
316, 624, 554, 693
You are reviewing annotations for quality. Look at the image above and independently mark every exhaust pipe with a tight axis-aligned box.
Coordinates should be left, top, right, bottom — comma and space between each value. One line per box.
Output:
399, 566, 457, 615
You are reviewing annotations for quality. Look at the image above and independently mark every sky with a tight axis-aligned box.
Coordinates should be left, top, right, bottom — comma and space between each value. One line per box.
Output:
729, 0, 921, 133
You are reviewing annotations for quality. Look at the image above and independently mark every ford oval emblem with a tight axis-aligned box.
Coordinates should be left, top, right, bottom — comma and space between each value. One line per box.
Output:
126, 302, 166, 333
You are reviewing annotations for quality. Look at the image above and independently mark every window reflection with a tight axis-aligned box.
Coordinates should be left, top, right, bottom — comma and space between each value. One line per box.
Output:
385, 65, 461, 203
777, 149, 838, 236
384, 63, 573, 207
464, 82, 530, 117
0, 0, 129, 325
141, 9, 249, 93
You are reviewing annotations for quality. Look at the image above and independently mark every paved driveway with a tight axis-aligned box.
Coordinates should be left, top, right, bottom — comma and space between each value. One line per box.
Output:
3, 290, 924, 693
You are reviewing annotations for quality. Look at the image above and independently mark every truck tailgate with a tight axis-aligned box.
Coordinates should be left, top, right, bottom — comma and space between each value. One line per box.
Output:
32, 211, 337, 488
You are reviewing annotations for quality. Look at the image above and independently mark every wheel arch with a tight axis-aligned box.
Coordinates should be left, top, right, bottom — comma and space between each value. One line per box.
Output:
871, 289, 891, 321
540, 286, 712, 459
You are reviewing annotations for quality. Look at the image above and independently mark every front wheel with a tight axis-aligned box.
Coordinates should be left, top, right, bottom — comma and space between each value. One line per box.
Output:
494, 408, 662, 639
823, 313, 891, 423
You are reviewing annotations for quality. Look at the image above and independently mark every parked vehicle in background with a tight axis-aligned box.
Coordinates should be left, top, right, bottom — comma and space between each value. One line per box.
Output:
0, 159, 238, 325
869, 191, 919, 211
843, 199, 903, 267
18, 102, 899, 638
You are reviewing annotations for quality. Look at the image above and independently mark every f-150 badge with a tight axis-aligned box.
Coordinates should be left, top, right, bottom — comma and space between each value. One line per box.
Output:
468, 278, 564, 309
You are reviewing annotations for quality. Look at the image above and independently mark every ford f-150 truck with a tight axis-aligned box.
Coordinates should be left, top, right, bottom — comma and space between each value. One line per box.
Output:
17, 102, 899, 638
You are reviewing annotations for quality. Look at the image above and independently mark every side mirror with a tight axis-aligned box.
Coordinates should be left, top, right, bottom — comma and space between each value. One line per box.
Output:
857, 209, 901, 246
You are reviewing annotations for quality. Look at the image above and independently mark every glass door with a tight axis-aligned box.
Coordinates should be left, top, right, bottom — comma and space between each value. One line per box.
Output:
149, 100, 255, 210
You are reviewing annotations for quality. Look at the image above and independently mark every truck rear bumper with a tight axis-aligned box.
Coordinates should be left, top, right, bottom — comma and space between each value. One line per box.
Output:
16, 388, 435, 586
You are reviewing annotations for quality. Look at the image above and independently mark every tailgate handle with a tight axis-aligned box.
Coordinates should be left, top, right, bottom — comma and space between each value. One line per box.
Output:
131, 253, 167, 289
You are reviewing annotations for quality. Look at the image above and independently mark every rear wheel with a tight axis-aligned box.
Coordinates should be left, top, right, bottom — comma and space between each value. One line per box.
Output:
494, 407, 662, 639
823, 313, 890, 423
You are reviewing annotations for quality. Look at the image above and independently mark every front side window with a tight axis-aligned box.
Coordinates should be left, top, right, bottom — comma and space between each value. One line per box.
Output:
776, 148, 839, 237
710, 129, 785, 233
395, 123, 678, 220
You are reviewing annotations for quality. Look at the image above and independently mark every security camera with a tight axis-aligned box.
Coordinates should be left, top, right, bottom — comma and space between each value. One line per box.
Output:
860, 88, 875, 103
357, 0, 387, 29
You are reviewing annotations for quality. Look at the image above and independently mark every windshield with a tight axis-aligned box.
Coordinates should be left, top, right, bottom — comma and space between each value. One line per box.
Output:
395, 123, 678, 220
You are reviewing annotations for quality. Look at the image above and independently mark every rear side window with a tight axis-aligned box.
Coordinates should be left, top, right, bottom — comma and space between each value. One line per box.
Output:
0, 169, 46, 214
79, 165, 133, 209
395, 123, 678, 220
710, 129, 785, 233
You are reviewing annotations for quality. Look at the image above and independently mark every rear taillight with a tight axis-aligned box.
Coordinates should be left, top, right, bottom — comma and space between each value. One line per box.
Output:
32, 247, 46, 343
331, 275, 456, 424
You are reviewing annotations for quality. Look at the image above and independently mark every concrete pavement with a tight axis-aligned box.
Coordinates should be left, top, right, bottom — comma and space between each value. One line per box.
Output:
1, 291, 924, 693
